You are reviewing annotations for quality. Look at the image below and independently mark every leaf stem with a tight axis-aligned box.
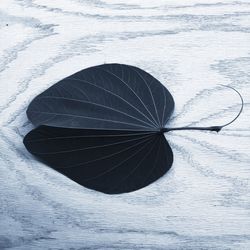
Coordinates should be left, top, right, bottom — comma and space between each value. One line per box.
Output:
162, 85, 243, 134
161, 126, 221, 133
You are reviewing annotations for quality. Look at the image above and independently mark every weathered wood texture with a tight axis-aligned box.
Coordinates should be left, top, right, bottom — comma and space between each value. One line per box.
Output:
0, 1, 250, 249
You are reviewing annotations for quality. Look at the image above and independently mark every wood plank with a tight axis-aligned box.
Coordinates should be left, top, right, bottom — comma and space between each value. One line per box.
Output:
0, 0, 249, 249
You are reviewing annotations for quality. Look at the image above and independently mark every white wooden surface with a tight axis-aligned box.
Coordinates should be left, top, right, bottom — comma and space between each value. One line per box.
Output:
0, 1, 250, 249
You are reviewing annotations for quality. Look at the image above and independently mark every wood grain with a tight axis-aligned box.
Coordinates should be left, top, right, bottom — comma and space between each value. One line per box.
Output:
0, 0, 250, 249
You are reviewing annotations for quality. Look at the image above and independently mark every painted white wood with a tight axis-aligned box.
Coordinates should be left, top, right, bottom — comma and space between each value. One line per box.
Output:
0, 0, 249, 249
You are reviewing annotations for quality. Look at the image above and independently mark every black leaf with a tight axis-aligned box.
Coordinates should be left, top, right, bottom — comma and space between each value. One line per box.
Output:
24, 64, 243, 194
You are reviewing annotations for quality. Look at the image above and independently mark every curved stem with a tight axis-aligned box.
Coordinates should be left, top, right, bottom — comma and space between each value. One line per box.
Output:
218, 85, 243, 128
163, 85, 243, 133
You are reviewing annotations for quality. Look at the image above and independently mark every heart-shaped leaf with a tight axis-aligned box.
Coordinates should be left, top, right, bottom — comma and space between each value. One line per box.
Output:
24, 64, 243, 194
24, 64, 175, 194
